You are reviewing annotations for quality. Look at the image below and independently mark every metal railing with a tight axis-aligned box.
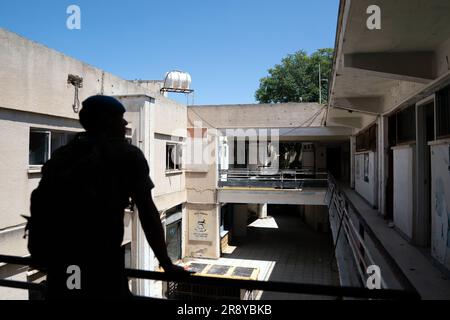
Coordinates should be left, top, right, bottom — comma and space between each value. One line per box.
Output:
218, 169, 328, 189
326, 175, 420, 297
0, 254, 419, 300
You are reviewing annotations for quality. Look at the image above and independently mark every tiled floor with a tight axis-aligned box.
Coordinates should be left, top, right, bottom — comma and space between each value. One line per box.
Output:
188, 206, 340, 300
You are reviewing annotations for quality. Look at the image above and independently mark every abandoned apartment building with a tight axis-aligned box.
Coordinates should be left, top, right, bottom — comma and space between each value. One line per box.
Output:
1, 0, 450, 300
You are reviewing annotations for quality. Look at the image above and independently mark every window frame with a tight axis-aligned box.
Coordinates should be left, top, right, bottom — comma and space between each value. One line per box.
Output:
29, 129, 52, 170
28, 128, 79, 172
165, 142, 183, 173
436, 85, 450, 139
356, 124, 377, 152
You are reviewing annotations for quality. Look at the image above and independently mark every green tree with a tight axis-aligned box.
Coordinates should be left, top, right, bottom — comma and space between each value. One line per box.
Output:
255, 48, 333, 104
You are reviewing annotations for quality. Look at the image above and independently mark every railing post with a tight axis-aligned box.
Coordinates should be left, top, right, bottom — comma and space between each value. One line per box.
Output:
359, 221, 365, 262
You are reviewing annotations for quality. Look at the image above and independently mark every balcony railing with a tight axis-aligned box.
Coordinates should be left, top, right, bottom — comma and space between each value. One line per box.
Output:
218, 169, 328, 189
0, 254, 419, 300
327, 175, 420, 296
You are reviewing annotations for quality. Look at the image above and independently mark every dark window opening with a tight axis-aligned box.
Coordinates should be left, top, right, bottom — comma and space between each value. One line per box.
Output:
396, 105, 416, 144
436, 85, 450, 139
220, 205, 232, 234
364, 153, 369, 183
233, 138, 249, 169
166, 205, 182, 218
29, 131, 50, 166
29, 129, 77, 166
356, 124, 377, 152
166, 143, 182, 171
166, 220, 182, 262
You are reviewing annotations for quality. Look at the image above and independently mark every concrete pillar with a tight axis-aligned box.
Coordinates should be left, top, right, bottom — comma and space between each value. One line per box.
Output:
378, 116, 388, 215
350, 136, 356, 189
258, 203, 268, 219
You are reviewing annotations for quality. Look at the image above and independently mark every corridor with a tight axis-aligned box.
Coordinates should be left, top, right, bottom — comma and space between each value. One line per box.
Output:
225, 205, 340, 300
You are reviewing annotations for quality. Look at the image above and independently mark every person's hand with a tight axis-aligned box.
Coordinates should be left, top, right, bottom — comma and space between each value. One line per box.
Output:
163, 263, 194, 276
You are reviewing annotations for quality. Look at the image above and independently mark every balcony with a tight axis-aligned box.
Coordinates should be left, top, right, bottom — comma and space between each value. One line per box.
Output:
0, 254, 418, 300
218, 169, 329, 189
0, 174, 423, 301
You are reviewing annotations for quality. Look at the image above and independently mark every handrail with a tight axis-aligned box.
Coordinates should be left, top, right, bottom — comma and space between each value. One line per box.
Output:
327, 174, 420, 298
0, 255, 419, 300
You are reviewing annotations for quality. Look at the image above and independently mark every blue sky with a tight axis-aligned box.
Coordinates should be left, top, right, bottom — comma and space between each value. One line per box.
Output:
0, 0, 339, 105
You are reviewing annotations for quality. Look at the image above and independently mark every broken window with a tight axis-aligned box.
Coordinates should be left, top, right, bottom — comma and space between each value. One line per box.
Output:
166, 143, 182, 171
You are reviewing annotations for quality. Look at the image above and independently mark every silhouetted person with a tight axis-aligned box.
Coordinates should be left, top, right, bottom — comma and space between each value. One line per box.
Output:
27, 95, 188, 299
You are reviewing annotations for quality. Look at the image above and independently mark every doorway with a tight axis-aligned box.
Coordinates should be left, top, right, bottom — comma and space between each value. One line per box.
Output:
386, 115, 397, 221
416, 101, 435, 247
327, 146, 342, 180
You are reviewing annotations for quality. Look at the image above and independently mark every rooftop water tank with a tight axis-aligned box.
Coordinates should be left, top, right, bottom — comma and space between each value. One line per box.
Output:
161, 70, 193, 93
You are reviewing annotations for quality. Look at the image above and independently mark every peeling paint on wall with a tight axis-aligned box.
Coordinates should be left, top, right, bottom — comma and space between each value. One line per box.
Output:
431, 144, 450, 270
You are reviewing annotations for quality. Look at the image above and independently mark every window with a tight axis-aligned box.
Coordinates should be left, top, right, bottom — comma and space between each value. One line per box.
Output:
166, 143, 182, 171
232, 137, 249, 169
436, 85, 450, 139
364, 153, 369, 183
29, 131, 50, 166
29, 129, 77, 167
396, 105, 416, 144
166, 220, 182, 262
356, 124, 377, 152
165, 204, 183, 262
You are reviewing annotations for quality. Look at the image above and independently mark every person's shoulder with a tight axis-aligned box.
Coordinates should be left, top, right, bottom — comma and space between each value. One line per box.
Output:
119, 142, 144, 157
112, 141, 147, 166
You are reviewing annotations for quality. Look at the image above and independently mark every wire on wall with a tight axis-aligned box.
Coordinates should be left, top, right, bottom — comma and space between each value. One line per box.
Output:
67, 74, 83, 113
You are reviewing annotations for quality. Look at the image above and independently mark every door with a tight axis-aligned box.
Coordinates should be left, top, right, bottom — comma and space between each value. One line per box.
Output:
327, 146, 342, 180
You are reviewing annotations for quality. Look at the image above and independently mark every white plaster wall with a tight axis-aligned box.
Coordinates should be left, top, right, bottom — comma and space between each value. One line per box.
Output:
0, 28, 156, 120
430, 142, 450, 271
152, 138, 185, 197
0, 113, 82, 230
393, 145, 415, 240
185, 203, 220, 259
0, 119, 32, 229
354, 152, 377, 206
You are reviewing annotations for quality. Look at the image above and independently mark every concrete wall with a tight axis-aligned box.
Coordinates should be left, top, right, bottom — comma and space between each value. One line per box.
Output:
184, 111, 220, 259
0, 110, 82, 230
185, 203, 220, 259
0, 29, 189, 299
0, 29, 159, 120
188, 103, 325, 129
354, 151, 377, 207
434, 35, 450, 81
393, 145, 415, 240
430, 141, 450, 271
